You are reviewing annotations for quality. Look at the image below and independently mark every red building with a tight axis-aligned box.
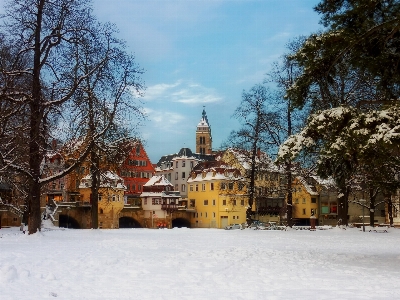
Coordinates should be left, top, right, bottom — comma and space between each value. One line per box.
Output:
118, 142, 155, 206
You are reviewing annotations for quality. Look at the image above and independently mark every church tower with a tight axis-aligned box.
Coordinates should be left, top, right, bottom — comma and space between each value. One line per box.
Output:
196, 107, 212, 155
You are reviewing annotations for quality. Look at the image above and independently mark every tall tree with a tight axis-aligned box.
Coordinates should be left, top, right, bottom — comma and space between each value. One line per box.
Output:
226, 84, 283, 224
287, 0, 400, 109
266, 38, 308, 227
0, 0, 144, 233
277, 106, 400, 225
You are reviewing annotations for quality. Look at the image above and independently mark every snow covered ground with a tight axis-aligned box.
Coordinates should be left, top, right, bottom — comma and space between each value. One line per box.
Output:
1, 222, 400, 300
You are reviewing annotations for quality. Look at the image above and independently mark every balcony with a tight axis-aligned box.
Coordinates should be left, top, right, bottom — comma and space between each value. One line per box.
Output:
257, 206, 282, 216
161, 203, 179, 213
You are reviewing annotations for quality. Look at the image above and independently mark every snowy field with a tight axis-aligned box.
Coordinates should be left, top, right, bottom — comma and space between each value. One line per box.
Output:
1, 223, 400, 300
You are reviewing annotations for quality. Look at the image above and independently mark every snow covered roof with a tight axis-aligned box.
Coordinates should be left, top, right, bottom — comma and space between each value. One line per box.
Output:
156, 147, 214, 168
222, 148, 279, 172
197, 108, 210, 128
144, 175, 173, 187
187, 162, 244, 183
80, 171, 126, 189
297, 176, 319, 196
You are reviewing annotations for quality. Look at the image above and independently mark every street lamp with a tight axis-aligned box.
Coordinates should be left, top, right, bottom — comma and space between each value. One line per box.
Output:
359, 199, 366, 232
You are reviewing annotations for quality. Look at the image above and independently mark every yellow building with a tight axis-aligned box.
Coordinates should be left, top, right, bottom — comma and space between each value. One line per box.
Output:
291, 177, 319, 225
79, 171, 126, 229
219, 148, 285, 223
187, 161, 248, 228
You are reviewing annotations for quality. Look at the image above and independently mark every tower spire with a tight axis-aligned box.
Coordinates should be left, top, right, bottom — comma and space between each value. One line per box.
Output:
196, 107, 212, 155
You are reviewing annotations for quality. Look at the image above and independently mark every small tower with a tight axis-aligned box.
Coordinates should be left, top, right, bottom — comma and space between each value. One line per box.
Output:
196, 107, 212, 155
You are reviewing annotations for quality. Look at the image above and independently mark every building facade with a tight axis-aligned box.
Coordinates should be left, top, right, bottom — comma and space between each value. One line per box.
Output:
118, 141, 155, 207
140, 175, 191, 228
187, 161, 248, 228
155, 147, 214, 200
79, 171, 126, 229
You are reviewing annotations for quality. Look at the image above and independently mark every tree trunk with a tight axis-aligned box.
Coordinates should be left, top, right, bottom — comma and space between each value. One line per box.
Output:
90, 150, 100, 229
285, 98, 293, 227
386, 194, 393, 227
369, 189, 376, 227
337, 186, 349, 226
28, 0, 45, 234
286, 169, 293, 227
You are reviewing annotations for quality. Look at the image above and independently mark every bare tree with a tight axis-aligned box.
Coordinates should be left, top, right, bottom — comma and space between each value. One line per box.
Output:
226, 84, 284, 224
0, 0, 144, 233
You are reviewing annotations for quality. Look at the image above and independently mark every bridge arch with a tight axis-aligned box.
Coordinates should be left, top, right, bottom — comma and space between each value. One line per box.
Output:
172, 218, 191, 228
119, 216, 142, 228
59, 214, 81, 229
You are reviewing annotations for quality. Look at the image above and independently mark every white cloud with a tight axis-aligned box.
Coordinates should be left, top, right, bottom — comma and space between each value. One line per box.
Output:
143, 108, 185, 129
143, 80, 223, 105
143, 81, 182, 101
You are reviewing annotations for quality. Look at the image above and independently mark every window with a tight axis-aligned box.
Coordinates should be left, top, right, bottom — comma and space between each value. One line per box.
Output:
190, 162, 194, 169
190, 199, 195, 208
195, 184, 199, 191
228, 182, 234, 190
99, 209, 103, 214
204, 200, 208, 205
138, 185, 142, 191
144, 199, 147, 205
238, 182, 244, 191
321, 202, 329, 214
152, 198, 162, 205
176, 161, 178, 168
112, 195, 116, 201
98, 195, 102, 201
223, 199, 227, 206
175, 184, 178, 191
210, 182, 214, 190
213, 212, 216, 218
181, 184, 186, 192
132, 184, 135, 191
182, 172, 186, 179
311, 197, 317, 203
241, 200, 244, 206
175, 172, 178, 180
212, 199, 216, 206
182, 161, 186, 167
168, 173, 171, 181
233, 216, 236, 219
202, 184, 206, 191
236, 216, 239, 220
190, 185, 193, 192
232, 200, 237, 206
302, 198, 306, 204
205, 212, 208, 218
302, 208, 306, 215
295, 198, 299, 204
220, 183, 226, 190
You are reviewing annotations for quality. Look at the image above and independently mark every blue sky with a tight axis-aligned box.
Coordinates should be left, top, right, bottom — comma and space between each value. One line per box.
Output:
15, 0, 323, 163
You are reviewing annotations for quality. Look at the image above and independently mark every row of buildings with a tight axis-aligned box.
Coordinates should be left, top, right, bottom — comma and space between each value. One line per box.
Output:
0, 108, 398, 229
